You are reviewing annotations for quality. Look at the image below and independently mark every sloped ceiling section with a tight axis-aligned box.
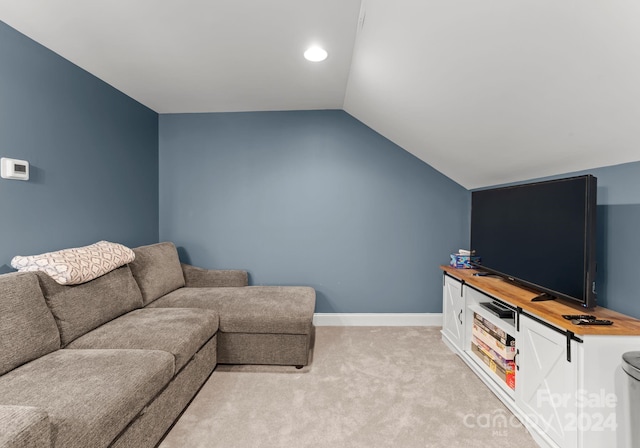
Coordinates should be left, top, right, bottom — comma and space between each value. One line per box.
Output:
344, 0, 640, 189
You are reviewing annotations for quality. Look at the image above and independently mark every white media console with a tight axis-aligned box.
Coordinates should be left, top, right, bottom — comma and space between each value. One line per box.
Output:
441, 266, 640, 448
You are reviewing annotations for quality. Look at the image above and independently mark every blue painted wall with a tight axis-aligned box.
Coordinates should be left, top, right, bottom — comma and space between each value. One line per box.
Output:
159, 110, 470, 313
480, 161, 640, 318
7, 17, 635, 319
570, 162, 640, 318
0, 22, 159, 272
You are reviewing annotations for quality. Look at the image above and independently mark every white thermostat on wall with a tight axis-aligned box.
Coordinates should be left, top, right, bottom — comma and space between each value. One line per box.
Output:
1, 157, 30, 180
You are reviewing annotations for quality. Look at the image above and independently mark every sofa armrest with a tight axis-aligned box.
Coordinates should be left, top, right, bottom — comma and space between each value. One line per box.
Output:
0, 405, 52, 448
181, 264, 248, 287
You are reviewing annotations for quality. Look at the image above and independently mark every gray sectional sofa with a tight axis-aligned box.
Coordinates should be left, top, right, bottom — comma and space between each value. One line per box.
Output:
0, 242, 316, 448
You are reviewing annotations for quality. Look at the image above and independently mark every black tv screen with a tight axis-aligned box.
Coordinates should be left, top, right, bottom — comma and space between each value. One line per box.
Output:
470, 175, 597, 309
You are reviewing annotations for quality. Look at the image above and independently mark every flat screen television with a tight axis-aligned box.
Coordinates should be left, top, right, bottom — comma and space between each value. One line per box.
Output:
470, 175, 598, 309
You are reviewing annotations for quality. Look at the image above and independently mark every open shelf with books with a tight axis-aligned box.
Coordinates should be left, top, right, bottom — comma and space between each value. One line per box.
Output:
464, 297, 517, 398
469, 309, 516, 394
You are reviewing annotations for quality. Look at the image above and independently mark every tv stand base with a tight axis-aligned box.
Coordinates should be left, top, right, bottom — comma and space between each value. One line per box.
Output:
531, 292, 555, 302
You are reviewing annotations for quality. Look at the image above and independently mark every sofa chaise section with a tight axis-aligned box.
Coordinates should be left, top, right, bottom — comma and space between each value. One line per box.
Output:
129, 242, 316, 367
149, 284, 315, 366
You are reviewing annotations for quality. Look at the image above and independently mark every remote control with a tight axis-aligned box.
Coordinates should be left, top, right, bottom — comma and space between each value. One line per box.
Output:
562, 314, 596, 320
571, 319, 613, 326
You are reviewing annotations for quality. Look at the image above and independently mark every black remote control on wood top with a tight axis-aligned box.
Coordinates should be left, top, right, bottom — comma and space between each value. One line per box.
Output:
563, 314, 596, 320
571, 319, 614, 326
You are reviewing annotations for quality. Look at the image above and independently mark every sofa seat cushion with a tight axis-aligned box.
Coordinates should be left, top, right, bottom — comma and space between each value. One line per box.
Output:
0, 405, 51, 448
147, 286, 316, 335
0, 349, 174, 448
66, 308, 218, 371
0, 272, 60, 376
36, 265, 143, 347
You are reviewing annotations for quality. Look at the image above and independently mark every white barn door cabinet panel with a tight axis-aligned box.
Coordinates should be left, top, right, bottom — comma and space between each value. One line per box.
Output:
516, 314, 578, 448
442, 274, 465, 351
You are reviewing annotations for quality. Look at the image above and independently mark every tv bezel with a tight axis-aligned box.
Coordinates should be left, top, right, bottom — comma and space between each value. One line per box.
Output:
470, 175, 598, 310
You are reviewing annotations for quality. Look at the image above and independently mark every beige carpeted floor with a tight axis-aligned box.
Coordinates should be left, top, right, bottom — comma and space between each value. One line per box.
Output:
159, 327, 539, 448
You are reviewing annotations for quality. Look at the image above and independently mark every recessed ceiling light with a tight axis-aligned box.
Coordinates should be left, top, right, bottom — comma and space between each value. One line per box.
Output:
304, 46, 328, 62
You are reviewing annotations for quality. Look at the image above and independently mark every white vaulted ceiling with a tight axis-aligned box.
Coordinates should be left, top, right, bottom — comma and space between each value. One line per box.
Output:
2, 0, 640, 189
0, 0, 362, 112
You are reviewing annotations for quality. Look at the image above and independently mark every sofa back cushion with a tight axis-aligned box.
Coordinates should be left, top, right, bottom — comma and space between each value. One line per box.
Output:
128, 242, 185, 305
0, 272, 60, 376
36, 265, 143, 346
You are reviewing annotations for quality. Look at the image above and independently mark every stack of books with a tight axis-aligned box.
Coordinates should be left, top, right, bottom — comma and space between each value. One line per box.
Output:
471, 312, 516, 390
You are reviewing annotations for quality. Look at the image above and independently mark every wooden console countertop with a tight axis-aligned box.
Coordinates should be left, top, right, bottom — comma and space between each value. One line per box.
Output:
441, 265, 640, 337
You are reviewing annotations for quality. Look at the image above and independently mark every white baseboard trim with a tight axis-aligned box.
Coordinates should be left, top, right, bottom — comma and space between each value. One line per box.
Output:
313, 313, 443, 327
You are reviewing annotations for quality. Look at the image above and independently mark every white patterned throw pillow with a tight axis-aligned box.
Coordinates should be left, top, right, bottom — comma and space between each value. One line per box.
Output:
11, 241, 136, 285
